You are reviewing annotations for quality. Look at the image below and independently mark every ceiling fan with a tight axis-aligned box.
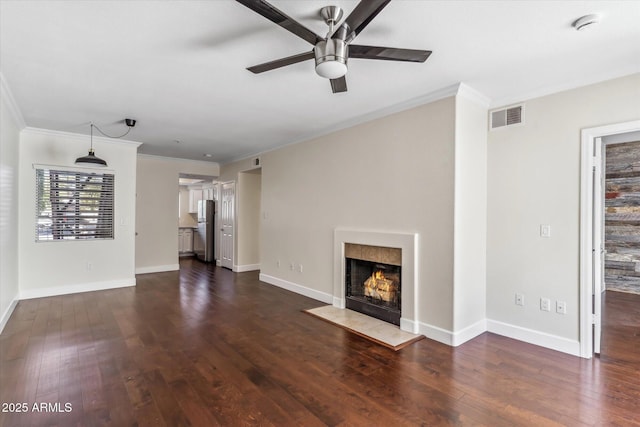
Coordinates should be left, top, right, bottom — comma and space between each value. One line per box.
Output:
236, 0, 432, 93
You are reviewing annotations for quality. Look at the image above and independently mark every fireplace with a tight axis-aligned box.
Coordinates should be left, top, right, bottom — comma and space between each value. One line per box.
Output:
334, 229, 418, 333
344, 243, 402, 326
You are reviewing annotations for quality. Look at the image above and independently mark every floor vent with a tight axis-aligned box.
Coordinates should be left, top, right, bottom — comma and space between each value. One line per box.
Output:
490, 104, 524, 130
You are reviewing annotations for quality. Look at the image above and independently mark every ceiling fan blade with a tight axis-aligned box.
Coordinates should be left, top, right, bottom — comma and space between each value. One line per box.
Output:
330, 76, 347, 93
236, 0, 322, 45
349, 45, 432, 62
247, 51, 315, 74
333, 0, 391, 43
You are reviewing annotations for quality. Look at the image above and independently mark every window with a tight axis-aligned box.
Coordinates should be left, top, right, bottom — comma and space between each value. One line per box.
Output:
36, 168, 115, 241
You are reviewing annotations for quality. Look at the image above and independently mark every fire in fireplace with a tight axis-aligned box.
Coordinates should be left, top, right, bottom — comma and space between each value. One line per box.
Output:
346, 257, 401, 326
364, 270, 399, 303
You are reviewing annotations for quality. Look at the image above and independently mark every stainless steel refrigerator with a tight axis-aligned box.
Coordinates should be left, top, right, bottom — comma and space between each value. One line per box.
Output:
195, 199, 215, 262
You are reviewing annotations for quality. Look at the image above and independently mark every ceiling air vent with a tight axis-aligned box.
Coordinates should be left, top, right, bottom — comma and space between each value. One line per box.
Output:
490, 104, 524, 130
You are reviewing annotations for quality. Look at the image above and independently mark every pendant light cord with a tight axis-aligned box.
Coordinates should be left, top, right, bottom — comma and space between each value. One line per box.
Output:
92, 122, 132, 139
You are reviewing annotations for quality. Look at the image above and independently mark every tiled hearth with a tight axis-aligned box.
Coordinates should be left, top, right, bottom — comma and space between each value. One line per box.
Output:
305, 305, 424, 351
333, 229, 419, 334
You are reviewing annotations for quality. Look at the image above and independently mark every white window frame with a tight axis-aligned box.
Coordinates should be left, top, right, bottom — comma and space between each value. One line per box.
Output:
35, 165, 115, 241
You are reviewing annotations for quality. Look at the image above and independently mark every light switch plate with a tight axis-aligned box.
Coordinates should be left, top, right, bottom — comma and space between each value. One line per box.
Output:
540, 297, 551, 312
540, 224, 551, 238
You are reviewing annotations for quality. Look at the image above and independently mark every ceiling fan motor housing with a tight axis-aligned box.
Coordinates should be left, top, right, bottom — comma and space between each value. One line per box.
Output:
314, 38, 348, 79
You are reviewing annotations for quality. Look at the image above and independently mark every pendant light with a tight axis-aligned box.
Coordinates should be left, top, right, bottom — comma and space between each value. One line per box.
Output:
75, 119, 136, 167
75, 123, 107, 167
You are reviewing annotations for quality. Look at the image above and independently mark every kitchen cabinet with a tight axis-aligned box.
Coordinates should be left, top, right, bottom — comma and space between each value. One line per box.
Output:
178, 228, 194, 253
184, 229, 193, 252
188, 188, 202, 213
202, 184, 216, 201
178, 229, 185, 252
189, 184, 216, 213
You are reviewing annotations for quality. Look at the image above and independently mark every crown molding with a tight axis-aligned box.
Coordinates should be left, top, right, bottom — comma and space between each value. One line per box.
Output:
457, 83, 491, 107
21, 127, 142, 148
0, 72, 27, 130
223, 83, 464, 165
137, 152, 221, 168
316, 82, 462, 138
490, 69, 640, 109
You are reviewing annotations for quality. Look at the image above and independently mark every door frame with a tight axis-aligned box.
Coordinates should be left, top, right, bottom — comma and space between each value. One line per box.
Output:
580, 119, 640, 358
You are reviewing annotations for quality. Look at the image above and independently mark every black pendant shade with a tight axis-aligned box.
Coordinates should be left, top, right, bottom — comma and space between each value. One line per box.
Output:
74, 119, 136, 167
75, 148, 107, 167
75, 123, 108, 167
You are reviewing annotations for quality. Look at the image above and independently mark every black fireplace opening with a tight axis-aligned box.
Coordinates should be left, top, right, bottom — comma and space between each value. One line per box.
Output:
345, 257, 401, 326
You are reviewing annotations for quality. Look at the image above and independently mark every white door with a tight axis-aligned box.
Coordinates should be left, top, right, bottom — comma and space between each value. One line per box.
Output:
212, 183, 220, 262
220, 182, 235, 270
593, 137, 604, 354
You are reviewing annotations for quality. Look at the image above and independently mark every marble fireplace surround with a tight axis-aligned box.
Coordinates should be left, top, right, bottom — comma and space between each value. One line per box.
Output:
333, 229, 419, 334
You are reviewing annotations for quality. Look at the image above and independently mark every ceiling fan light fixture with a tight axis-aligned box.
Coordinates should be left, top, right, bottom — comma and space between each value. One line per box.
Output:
314, 39, 348, 79
238, 0, 431, 93
315, 60, 348, 79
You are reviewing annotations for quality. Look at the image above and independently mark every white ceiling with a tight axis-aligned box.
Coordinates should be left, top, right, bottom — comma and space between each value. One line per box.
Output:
1, 1, 639, 164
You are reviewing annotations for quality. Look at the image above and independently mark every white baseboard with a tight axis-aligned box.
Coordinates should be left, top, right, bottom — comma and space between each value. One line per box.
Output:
234, 263, 260, 273
19, 278, 136, 300
487, 319, 581, 357
400, 318, 418, 334
135, 264, 180, 274
332, 297, 345, 309
415, 319, 487, 346
452, 319, 487, 346
417, 321, 454, 346
0, 297, 19, 334
259, 274, 333, 304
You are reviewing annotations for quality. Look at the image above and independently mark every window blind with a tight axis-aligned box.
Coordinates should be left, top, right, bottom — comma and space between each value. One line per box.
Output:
35, 168, 115, 241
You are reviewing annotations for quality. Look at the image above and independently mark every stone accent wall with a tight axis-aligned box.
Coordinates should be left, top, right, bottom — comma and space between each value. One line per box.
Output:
605, 140, 640, 294
345, 243, 402, 266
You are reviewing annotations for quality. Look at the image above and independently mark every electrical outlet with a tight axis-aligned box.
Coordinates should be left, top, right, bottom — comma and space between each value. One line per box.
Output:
556, 301, 567, 314
86, 261, 93, 271
290, 262, 295, 271
276, 260, 280, 268
540, 298, 551, 312
298, 264, 303, 273
515, 293, 524, 306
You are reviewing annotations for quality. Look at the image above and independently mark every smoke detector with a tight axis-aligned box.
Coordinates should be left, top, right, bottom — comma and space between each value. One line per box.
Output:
572, 14, 600, 31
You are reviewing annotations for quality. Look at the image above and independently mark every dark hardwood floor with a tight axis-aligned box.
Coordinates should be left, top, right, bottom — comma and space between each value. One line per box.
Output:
1, 258, 639, 426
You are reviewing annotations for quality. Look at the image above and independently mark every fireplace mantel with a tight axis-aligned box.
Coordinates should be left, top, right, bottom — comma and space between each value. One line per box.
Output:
333, 229, 419, 333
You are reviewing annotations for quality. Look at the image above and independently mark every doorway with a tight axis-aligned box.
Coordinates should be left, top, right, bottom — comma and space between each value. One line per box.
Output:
178, 174, 217, 262
580, 120, 640, 358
